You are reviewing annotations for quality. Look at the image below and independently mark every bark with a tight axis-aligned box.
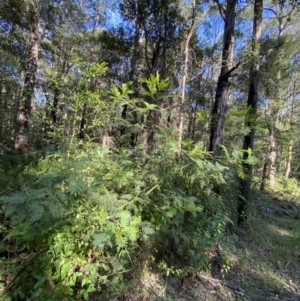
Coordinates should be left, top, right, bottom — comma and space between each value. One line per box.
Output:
15, 0, 51, 151
188, 104, 197, 140
178, 0, 196, 153
79, 103, 87, 139
268, 13, 284, 190
120, 16, 141, 145
238, 0, 263, 224
209, 0, 238, 156
285, 139, 293, 179
269, 126, 276, 190
285, 89, 296, 179
50, 87, 60, 124
260, 162, 268, 191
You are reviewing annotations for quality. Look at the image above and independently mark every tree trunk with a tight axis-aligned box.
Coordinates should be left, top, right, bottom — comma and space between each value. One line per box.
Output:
285, 139, 293, 179
260, 162, 268, 191
209, 0, 238, 156
265, 3, 295, 189
238, 0, 263, 224
15, 0, 51, 151
120, 17, 141, 146
269, 126, 276, 190
50, 87, 60, 124
79, 103, 87, 139
188, 104, 197, 140
285, 89, 295, 179
178, 0, 196, 153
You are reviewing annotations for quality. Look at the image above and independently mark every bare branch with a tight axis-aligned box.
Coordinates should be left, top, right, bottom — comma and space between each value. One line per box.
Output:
214, 0, 226, 22
220, 61, 241, 79
263, 7, 278, 17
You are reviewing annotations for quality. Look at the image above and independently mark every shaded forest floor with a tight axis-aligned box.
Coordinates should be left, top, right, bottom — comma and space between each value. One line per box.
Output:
122, 190, 300, 301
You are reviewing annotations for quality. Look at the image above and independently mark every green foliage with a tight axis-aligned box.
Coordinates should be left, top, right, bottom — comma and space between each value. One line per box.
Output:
0, 138, 236, 299
275, 177, 300, 196
140, 72, 169, 97
0, 74, 238, 300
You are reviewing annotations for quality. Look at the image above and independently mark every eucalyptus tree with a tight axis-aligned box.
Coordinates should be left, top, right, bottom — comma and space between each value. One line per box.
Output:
177, 0, 202, 152
259, 1, 299, 189
208, 0, 240, 156
13, 0, 51, 151
239, 0, 263, 223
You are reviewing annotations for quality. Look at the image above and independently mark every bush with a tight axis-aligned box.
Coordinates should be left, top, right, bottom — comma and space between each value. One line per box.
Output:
0, 138, 238, 300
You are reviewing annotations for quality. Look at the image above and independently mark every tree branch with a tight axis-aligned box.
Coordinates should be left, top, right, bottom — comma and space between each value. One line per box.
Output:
263, 7, 278, 17
214, 0, 226, 22
220, 61, 241, 79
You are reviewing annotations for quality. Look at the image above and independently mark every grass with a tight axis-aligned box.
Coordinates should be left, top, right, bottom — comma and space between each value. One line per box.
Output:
136, 186, 300, 301
223, 182, 300, 301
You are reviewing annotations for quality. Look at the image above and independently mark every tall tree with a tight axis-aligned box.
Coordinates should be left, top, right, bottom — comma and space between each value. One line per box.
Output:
178, 0, 198, 152
263, 1, 297, 189
208, 0, 239, 156
238, 0, 263, 223
15, 0, 51, 151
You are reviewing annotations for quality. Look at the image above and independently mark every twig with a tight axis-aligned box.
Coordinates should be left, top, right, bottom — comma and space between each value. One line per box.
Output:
195, 273, 249, 300
195, 273, 209, 289
285, 260, 291, 270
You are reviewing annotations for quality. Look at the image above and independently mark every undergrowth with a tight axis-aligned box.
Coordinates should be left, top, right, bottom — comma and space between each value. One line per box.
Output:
0, 139, 238, 300
0, 72, 240, 300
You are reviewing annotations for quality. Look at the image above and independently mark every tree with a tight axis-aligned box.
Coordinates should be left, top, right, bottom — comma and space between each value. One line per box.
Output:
14, 0, 51, 151
178, 0, 199, 152
261, 1, 298, 189
208, 0, 239, 156
238, 0, 263, 223
118, 0, 184, 150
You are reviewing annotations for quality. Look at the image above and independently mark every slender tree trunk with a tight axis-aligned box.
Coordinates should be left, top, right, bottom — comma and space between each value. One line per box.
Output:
238, 0, 263, 224
79, 103, 87, 139
50, 87, 60, 124
15, 0, 51, 151
260, 162, 268, 191
269, 125, 276, 190
209, 0, 238, 156
120, 18, 140, 145
285, 139, 293, 179
188, 104, 197, 140
266, 4, 295, 188
285, 90, 295, 179
178, 0, 196, 153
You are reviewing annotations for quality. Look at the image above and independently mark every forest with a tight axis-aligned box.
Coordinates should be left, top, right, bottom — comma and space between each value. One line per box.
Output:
0, 0, 300, 300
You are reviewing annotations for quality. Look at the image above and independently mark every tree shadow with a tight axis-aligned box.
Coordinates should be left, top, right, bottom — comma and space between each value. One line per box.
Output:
223, 191, 300, 301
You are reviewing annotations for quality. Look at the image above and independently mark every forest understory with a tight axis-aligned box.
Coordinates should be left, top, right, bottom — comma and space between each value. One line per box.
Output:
1, 160, 300, 301
102, 190, 300, 301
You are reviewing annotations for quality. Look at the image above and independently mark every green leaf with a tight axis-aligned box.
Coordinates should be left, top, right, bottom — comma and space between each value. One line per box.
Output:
67, 176, 87, 196
93, 233, 111, 248
60, 261, 71, 279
